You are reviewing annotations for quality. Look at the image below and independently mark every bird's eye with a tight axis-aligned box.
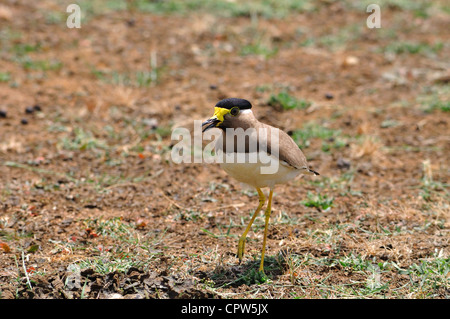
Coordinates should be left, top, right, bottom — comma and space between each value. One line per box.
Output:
230, 107, 240, 116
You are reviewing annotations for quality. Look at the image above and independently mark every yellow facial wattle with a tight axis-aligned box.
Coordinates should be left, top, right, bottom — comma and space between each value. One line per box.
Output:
210, 107, 230, 125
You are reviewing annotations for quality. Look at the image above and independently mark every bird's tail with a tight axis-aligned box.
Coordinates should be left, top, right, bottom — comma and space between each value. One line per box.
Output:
302, 167, 320, 175
308, 168, 320, 176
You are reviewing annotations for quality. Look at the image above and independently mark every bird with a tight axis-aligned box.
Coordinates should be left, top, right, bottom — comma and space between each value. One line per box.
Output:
202, 98, 319, 274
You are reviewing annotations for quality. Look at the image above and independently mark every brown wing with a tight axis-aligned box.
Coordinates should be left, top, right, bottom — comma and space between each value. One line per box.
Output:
277, 129, 308, 169
261, 123, 319, 175
219, 111, 319, 175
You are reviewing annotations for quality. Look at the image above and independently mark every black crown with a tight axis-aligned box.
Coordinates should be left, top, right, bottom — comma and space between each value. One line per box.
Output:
215, 98, 252, 110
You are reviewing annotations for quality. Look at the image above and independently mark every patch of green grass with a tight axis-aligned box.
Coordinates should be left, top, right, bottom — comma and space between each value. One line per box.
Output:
319, 24, 362, 50
113, 70, 159, 87
434, 100, 449, 112
416, 85, 450, 113
75, 0, 127, 19
419, 160, 449, 202
345, 0, 433, 18
154, 125, 173, 138
383, 41, 443, 56
255, 84, 272, 92
290, 122, 344, 151
306, 171, 360, 197
393, 256, 450, 297
210, 267, 266, 287
93, 69, 161, 87
72, 0, 317, 19
270, 210, 301, 226
240, 42, 278, 59
177, 210, 204, 222
5, 161, 77, 183
19, 56, 63, 71
320, 138, 347, 153
211, 256, 282, 287
425, 98, 450, 113
86, 171, 124, 189
299, 23, 363, 51
292, 123, 336, 144
92, 50, 161, 87
84, 217, 135, 242
380, 119, 401, 128
0, 72, 11, 82
77, 217, 165, 274
337, 254, 379, 271
0, 28, 22, 51
77, 253, 146, 275
44, 10, 66, 24
59, 127, 108, 151
8, 42, 62, 72
132, 0, 316, 18
12, 43, 41, 56
302, 192, 334, 211
238, 26, 279, 59
282, 252, 391, 297
268, 92, 311, 110
284, 250, 449, 298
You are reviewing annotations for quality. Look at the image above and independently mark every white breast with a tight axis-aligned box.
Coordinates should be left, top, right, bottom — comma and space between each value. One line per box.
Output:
216, 150, 301, 189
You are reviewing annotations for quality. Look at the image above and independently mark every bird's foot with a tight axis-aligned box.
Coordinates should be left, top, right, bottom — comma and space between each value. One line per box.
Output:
259, 261, 266, 275
237, 238, 245, 263
257, 267, 269, 282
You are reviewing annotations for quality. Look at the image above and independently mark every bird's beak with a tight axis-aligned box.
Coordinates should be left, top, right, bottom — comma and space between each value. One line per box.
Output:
202, 107, 229, 132
202, 118, 221, 132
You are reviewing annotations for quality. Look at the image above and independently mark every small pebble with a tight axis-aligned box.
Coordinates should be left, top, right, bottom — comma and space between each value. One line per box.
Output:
0, 110, 6, 118
325, 93, 334, 100
33, 104, 42, 111
25, 106, 34, 114
337, 157, 351, 170
343, 55, 359, 67
21, 118, 28, 125
209, 84, 218, 90
142, 118, 158, 129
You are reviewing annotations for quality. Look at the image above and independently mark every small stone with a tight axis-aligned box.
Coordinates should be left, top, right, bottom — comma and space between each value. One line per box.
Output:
25, 106, 34, 114
324, 93, 334, 100
209, 84, 218, 90
21, 118, 28, 125
342, 56, 359, 67
0, 110, 6, 118
33, 105, 42, 111
124, 294, 144, 299
106, 293, 124, 299
337, 157, 351, 170
142, 118, 158, 129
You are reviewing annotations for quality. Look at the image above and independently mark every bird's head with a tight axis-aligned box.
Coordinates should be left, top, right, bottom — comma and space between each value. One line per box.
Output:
202, 98, 252, 132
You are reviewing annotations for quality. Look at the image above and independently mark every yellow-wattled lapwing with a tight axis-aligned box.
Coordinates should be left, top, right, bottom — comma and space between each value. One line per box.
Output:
202, 98, 319, 274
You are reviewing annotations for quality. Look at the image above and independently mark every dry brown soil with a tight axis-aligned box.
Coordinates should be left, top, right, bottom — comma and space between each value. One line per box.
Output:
0, 1, 448, 299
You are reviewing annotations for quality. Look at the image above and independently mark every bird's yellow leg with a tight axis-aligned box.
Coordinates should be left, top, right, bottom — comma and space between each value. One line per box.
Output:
259, 188, 273, 273
237, 188, 265, 263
